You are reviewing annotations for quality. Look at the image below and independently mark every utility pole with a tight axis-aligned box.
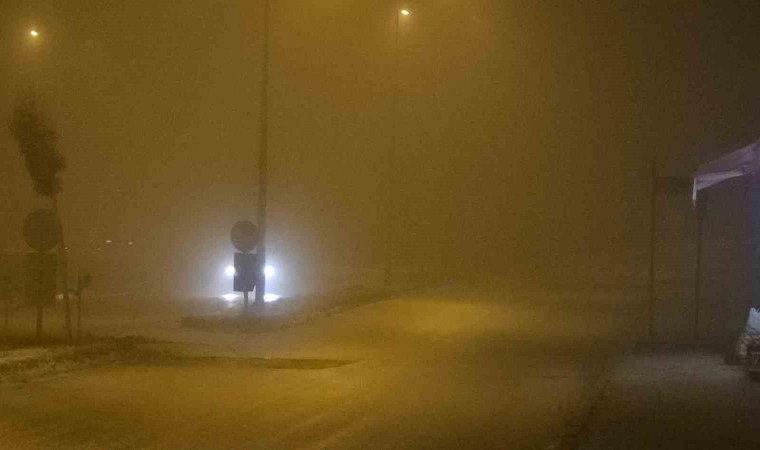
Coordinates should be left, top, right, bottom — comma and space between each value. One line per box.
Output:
648, 160, 656, 340
693, 194, 706, 340
256, 0, 271, 305
384, 9, 403, 286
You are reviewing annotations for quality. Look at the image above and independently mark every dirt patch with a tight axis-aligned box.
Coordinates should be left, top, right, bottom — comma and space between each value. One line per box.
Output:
0, 335, 166, 384
141, 356, 356, 370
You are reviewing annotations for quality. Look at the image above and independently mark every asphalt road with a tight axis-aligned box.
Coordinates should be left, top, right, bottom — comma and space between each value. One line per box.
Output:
0, 281, 639, 449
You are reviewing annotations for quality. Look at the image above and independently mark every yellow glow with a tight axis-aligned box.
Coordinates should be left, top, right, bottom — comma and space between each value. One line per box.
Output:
30, 30, 39, 37
400, 9, 410, 16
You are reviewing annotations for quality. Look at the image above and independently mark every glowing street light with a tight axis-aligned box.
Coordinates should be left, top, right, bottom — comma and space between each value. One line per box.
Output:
30, 30, 39, 37
386, 7, 411, 285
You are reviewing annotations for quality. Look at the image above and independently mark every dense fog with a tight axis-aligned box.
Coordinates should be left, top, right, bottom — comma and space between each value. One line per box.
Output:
2, 0, 760, 296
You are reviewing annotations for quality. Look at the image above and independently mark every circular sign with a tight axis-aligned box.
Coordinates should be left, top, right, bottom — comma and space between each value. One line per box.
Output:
23, 209, 61, 252
230, 221, 259, 253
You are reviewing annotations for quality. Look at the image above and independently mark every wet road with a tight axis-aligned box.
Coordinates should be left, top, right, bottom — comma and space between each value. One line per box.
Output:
0, 282, 638, 449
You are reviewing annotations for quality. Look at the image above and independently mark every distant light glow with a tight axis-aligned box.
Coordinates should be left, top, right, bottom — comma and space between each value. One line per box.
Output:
30, 30, 39, 37
263, 264, 275, 280
264, 293, 281, 302
225, 265, 236, 277
105, 239, 112, 244
400, 9, 410, 15
220, 293, 278, 302
128, 241, 134, 246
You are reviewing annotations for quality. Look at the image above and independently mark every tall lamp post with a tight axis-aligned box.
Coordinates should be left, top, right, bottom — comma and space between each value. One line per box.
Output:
24, 28, 74, 342
648, 160, 656, 340
256, 0, 271, 305
384, 8, 410, 286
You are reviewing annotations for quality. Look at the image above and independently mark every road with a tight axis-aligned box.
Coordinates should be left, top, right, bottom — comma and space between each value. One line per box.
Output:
0, 281, 639, 449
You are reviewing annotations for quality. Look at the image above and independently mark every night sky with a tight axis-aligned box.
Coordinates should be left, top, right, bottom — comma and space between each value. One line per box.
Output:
2, 1, 760, 291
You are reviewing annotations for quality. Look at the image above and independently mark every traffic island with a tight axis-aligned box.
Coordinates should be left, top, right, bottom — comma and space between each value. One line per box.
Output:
180, 285, 392, 333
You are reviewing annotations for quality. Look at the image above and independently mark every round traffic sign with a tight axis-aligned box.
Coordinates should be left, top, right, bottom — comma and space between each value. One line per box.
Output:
230, 221, 259, 253
23, 209, 61, 252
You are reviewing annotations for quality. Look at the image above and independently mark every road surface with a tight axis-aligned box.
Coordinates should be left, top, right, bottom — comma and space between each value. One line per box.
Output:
0, 281, 639, 449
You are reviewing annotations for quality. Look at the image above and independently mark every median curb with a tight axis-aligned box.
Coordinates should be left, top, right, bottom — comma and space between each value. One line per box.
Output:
180, 285, 393, 333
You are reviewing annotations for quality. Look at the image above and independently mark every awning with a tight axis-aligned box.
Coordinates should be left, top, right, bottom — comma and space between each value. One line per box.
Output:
693, 140, 760, 201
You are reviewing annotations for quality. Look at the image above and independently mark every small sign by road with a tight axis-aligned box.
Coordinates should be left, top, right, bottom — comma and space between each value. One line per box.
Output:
230, 221, 259, 253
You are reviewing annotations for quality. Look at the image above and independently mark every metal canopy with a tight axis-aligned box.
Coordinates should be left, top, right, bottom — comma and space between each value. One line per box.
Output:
693, 139, 760, 201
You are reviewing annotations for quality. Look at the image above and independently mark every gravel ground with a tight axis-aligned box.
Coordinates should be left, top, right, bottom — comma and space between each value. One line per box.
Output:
577, 345, 760, 450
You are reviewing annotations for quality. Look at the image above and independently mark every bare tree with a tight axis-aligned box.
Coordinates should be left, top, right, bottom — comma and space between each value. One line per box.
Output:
9, 93, 73, 342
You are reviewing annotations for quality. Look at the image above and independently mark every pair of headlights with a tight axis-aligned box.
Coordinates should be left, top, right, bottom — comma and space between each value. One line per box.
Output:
222, 264, 279, 303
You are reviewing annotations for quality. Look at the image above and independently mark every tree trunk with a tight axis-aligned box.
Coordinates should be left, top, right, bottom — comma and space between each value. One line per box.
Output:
77, 290, 82, 343
3, 297, 8, 337
36, 304, 43, 340
52, 196, 72, 343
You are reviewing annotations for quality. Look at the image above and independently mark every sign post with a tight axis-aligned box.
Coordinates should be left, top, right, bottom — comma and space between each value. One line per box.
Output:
230, 221, 261, 314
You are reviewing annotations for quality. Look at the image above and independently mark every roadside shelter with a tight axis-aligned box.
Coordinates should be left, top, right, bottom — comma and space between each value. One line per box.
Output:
692, 139, 760, 344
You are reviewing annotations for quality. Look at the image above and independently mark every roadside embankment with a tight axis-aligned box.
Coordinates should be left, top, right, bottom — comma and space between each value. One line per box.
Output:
0, 336, 163, 384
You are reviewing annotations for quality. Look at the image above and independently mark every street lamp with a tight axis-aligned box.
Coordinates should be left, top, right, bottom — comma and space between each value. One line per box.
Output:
30, 30, 39, 37
384, 7, 410, 286
256, 0, 271, 305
